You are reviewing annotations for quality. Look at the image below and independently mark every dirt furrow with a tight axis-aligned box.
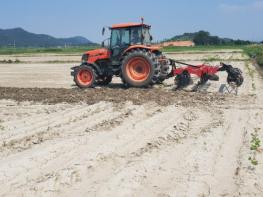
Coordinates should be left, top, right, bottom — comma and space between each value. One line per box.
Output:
0, 103, 162, 196
0, 103, 106, 139
59, 107, 214, 197
0, 104, 187, 196
0, 102, 113, 155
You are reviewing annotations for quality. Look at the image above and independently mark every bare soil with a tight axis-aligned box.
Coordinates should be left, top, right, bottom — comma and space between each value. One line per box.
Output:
0, 87, 231, 106
0, 51, 262, 197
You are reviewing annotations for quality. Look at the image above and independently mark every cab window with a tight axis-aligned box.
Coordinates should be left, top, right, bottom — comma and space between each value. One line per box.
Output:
131, 27, 142, 44
143, 28, 151, 45
121, 28, 130, 45
111, 28, 130, 48
111, 29, 121, 48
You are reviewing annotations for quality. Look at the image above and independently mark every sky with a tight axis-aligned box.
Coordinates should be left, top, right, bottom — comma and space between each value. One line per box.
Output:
0, 0, 263, 42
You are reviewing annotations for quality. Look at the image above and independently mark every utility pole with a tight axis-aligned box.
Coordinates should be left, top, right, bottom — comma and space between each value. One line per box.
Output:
13, 40, 16, 49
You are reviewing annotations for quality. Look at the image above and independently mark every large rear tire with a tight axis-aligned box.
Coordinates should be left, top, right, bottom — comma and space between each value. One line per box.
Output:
121, 50, 160, 87
74, 66, 96, 88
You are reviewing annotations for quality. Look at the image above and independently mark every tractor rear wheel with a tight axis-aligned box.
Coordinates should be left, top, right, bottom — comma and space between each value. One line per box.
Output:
121, 50, 160, 87
74, 66, 96, 88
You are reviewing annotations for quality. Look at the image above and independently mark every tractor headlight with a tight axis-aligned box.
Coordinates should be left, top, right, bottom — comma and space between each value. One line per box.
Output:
81, 54, 88, 62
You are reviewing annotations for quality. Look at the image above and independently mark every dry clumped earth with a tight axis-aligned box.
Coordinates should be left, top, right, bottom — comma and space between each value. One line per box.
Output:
0, 50, 262, 197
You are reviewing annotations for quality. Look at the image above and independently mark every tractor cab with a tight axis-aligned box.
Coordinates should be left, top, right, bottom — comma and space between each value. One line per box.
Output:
103, 23, 153, 60
110, 23, 152, 47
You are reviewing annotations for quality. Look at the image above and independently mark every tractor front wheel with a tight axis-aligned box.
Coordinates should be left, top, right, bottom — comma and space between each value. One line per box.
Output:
74, 66, 96, 88
121, 50, 159, 87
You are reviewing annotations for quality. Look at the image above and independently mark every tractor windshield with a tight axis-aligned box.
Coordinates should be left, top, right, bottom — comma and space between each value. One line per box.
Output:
111, 28, 130, 48
110, 26, 152, 48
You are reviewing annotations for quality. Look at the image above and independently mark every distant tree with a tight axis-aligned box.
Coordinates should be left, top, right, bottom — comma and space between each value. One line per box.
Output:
234, 39, 251, 45
193, 31, 211, 45
234, 39, 243, 45
209, 36, 221, 45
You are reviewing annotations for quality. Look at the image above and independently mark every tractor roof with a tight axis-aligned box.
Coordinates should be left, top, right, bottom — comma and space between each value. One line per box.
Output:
111, 23, 151, 29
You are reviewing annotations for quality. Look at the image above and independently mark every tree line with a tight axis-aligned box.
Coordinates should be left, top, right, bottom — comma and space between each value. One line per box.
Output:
193, 31, 252, 46
165, 30, 255, 46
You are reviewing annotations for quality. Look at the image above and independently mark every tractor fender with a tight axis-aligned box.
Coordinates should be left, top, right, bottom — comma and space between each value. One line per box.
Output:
70, 66, 79, 76
122, 45, 161, 56
71, 63, 103, 76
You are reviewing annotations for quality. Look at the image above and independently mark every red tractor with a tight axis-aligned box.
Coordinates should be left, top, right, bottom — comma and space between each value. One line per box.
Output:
71, 20, 243, 89
71, 20, 170, 88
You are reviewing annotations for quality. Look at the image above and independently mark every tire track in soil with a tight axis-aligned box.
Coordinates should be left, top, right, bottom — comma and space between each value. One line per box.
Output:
128, 106, 261, 197
58, 107, 218, 197
0, 102, 163, 196
0, 102, 113, 155
0, 101, 71, 122
0, 103, 183, 196
88, 108, 223, 197
0, 101, 142, 157
1, 104, 92, 140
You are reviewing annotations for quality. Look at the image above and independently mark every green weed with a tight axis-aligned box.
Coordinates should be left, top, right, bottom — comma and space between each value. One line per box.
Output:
249, 128, 261, 166
243, 45, 263, 67
245, 61, 256, 90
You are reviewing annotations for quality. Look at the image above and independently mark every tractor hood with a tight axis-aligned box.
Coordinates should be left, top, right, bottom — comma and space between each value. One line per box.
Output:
84, 48, 110, 57
82, 48, 111, 64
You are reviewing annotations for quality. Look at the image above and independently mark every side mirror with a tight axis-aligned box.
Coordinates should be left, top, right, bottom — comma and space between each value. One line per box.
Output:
101, 41, 105, 47
150, 35, 153, 41
102, 27, 105, 36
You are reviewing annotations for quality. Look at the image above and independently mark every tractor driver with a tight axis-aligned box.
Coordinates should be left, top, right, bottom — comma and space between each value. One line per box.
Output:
131, 29, 141, 44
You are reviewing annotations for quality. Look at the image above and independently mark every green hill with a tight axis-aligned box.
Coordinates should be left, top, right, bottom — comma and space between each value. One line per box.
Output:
165, 31, 252, 46
0, 28, 94, 47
